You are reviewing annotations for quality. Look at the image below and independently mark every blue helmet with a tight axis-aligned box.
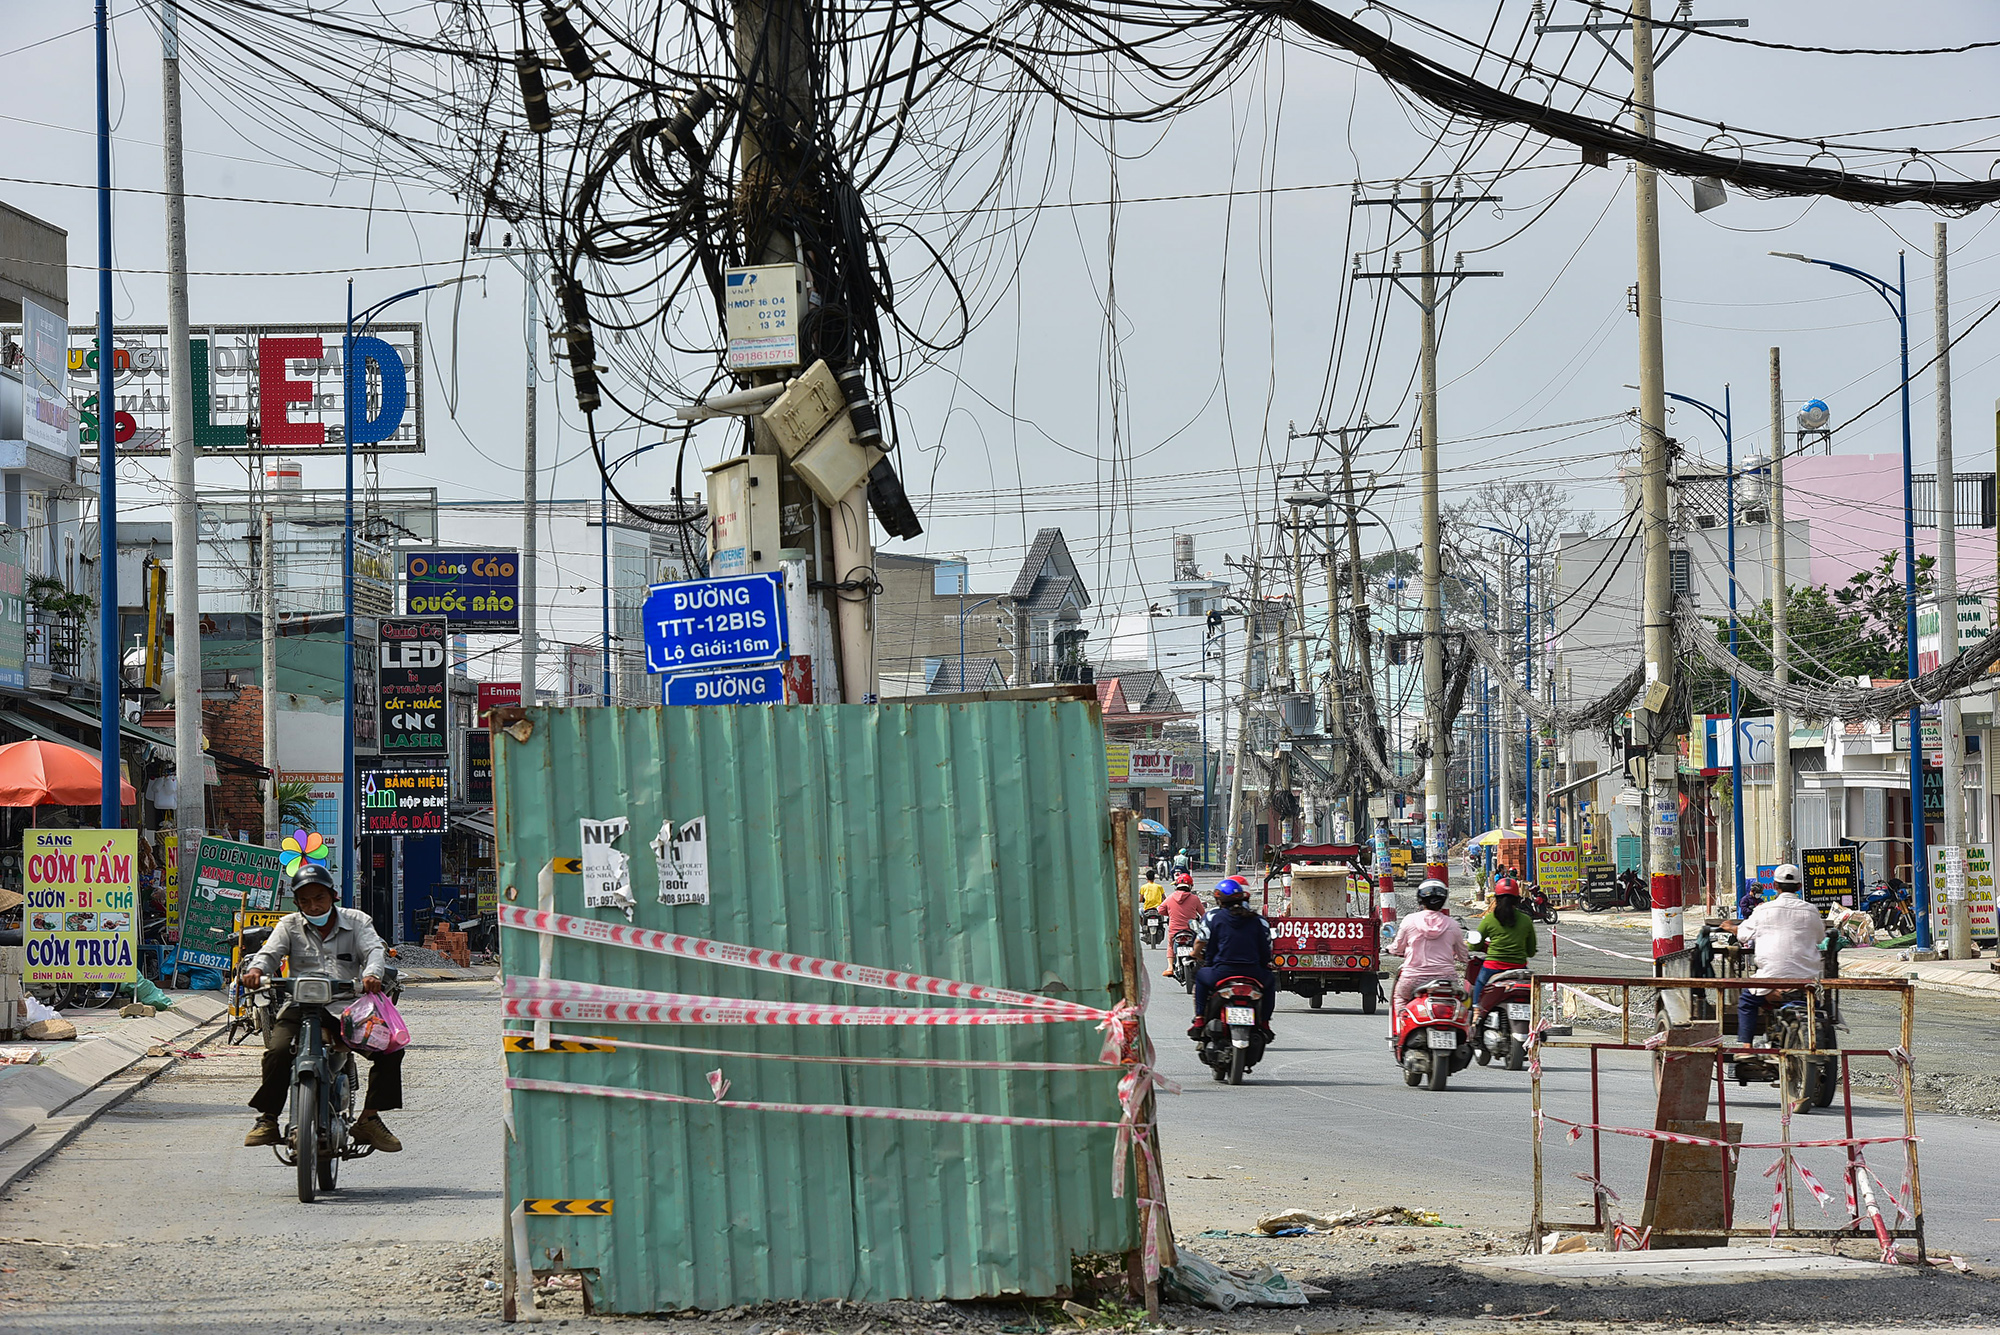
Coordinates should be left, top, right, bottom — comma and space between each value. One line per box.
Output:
1214, 877, 1249, 902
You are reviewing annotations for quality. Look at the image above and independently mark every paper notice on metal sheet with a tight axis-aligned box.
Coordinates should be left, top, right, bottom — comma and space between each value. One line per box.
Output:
652, 816, 710, 906
581, 818, 634, 917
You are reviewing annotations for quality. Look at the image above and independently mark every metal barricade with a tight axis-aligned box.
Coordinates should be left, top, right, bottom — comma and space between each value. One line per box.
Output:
1529, 971, 1923, 1259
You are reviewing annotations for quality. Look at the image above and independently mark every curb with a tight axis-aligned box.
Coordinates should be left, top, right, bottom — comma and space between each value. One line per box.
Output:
0, 993, 229, 1156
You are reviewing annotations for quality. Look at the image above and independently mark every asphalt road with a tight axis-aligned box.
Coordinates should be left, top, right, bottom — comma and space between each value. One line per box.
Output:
1148, 913, 2000, 1263
0, 980, 511, 1334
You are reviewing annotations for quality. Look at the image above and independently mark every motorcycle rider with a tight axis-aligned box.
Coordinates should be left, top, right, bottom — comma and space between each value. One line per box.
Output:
1174, 848, 1192, 877
1159, 876, 1205, 976
238, 866, 403, 1153
1723, 862, 1827, 1047
1188, 878, 1276, 1039
1472, 878, 1538, 1010
1140, 874, 1166, 913
1386, 879, 1469, 1008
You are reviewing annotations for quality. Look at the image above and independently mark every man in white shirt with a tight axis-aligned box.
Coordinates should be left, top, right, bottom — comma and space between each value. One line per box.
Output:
1725, 863, 1828, 1045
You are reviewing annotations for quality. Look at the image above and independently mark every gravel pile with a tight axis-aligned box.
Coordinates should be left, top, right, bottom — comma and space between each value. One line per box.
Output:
391, 944, 462, 968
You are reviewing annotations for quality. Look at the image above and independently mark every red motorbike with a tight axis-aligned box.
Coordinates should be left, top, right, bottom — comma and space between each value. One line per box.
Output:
1470, 965, 1534, 1072
1169, 928, 1199, 993
1392, 977, 1473, 1091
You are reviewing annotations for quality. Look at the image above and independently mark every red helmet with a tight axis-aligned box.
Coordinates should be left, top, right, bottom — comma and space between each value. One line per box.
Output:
1490, 876, 1522, 898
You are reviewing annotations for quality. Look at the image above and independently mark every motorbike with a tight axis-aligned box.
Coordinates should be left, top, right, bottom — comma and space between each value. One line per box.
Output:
1720, 934, 1840, 1111
1392, 976, 1474, 1091
248, 971, 394, 1201
1192, 974, 1268, 1085
1861, 880, 1915, 938
1525, 884, 1559, 925
1468, 954, 1533, 1072
1169, 928, 1199, 993
1140, 907, 1165, 948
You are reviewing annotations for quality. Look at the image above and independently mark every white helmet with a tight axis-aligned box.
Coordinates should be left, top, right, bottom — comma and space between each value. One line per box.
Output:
1416, 879, 1448, 910
1772, 863, 1803, 892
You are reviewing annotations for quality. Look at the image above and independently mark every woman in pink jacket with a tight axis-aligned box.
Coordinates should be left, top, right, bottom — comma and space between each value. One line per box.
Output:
1386, 879, 1470, 1007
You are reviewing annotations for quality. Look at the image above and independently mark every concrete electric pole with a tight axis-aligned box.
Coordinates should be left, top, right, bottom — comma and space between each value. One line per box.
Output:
1353, 186, 1500, 890
1935, 222, 1971, 958
163, 1, 206, 851
1769, 349, 1793, 867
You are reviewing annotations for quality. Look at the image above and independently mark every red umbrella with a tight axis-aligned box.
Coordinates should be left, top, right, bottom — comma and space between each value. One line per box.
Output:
0, 739, 138, 807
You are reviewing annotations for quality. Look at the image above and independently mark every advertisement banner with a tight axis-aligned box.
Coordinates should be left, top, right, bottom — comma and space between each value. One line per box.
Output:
466, 730, 493, 805
403, 551, 519, 629
1128, 750, 1174, 785
179, 836, 283, 973
15, 321, 423, 456
1801, 845, 1861, 905
161, 831, 180, 936
1533, 844, 1580, 900
354, 618, 380, 753
1105, 743, 1131, 786
20, 298, 75, 454
476, 680, 521, 724
377, 617, 448, 754
1930, 843, 1996, 939
360, 768, 450, 837
24, 830, 140, 983
0, 529, 25, 692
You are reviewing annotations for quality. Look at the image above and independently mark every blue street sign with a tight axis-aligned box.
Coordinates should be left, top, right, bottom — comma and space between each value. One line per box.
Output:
663, 662, 786, 707
643, 572, 789, 673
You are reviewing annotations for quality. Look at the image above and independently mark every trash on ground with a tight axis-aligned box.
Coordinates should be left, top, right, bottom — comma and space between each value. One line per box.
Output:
21, 997, 58, 1026
1161, 1251, 1311, 1312
0, 1047, 39, 1065
1540, 1233, 1592, 1254
1255, 1209, 1344, 1235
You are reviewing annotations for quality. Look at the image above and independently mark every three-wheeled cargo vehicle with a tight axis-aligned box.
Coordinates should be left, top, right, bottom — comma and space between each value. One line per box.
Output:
1260, 842, 1385, 1013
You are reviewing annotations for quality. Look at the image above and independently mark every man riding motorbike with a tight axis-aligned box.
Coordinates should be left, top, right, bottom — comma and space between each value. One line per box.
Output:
239, 866, 404, 1153
1386, 879, 1469, 1007
1160, 875, 1206, 977
1472, 877, 1538, 1009
1140, 875, 1166, 912
1723, 862, 1827, 1047
1188, 878, 1276, 1039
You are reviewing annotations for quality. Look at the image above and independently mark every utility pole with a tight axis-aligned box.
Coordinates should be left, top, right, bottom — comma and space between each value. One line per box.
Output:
1632, 0, 1681, 961
473, 246, 541, 704
261, 509, 278, 844
1769, 349, 1793, 866
163, 0, 205, 849
1224, 560, 1261, 877
1354, 186, 1500, 891
1935, 222, 1971, 958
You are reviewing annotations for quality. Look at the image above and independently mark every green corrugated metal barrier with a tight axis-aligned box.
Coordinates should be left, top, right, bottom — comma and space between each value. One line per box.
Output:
497, 700, 1138, 1313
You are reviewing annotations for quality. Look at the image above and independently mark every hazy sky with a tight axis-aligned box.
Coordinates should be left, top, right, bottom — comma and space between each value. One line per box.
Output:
8, 1, 2000, 659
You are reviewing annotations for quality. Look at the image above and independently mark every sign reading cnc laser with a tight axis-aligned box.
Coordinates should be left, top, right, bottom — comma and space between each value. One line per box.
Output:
643, 573, 789, 673
5, 321, 423, 456
360, 768, 450, 836
377, 618, 448, 754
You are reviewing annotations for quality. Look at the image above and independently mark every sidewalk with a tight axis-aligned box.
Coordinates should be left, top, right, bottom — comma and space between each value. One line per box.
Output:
0, 991, 230, 1188
1837, 948, 2000, 998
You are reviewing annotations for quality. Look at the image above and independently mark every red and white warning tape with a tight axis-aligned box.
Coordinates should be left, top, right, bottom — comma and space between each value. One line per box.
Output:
498, 905, 1098, 1015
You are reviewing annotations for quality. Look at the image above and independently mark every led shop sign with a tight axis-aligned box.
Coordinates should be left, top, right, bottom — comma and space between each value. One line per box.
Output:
403, 551, 520, 630
38, 322, 423, 456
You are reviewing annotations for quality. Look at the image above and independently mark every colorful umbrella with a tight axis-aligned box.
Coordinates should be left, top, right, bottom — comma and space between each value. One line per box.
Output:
0, 739, 138, 807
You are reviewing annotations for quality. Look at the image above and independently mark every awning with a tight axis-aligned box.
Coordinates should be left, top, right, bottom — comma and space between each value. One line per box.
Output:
1137, 818, 1170, 837
20, 697, 175, 751
453, 810, 496, 840
0, 709, 83, 749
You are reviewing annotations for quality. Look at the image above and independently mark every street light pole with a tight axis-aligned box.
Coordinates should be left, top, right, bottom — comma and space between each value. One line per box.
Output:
1772, 249, 1929, 953
600, 440, 669, 703
94, 0, 120, 827
1191, 667, 1218, 869
1665, 387, 1743, 911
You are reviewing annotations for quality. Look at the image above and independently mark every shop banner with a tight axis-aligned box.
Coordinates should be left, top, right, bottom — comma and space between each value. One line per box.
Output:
25, 830, 139, 983
476, 680, 520, 724
1533, 845, 1580, 900
466, 730, 493, 804
403, 551, 519, 630
360, 767, 450, 836
1801, 846, 1861, 906
1930, 844, 1996, 939
378, 617, 448, 754
180, 836, 283, 973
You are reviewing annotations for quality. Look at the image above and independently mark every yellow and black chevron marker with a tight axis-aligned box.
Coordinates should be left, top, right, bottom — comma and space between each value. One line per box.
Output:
551, 857, 583, 875
503, 1035, 618, 1053
522, 1199, 613, 1217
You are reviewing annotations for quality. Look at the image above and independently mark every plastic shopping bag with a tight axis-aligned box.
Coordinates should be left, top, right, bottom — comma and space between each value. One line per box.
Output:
340, 990, 412, 1054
